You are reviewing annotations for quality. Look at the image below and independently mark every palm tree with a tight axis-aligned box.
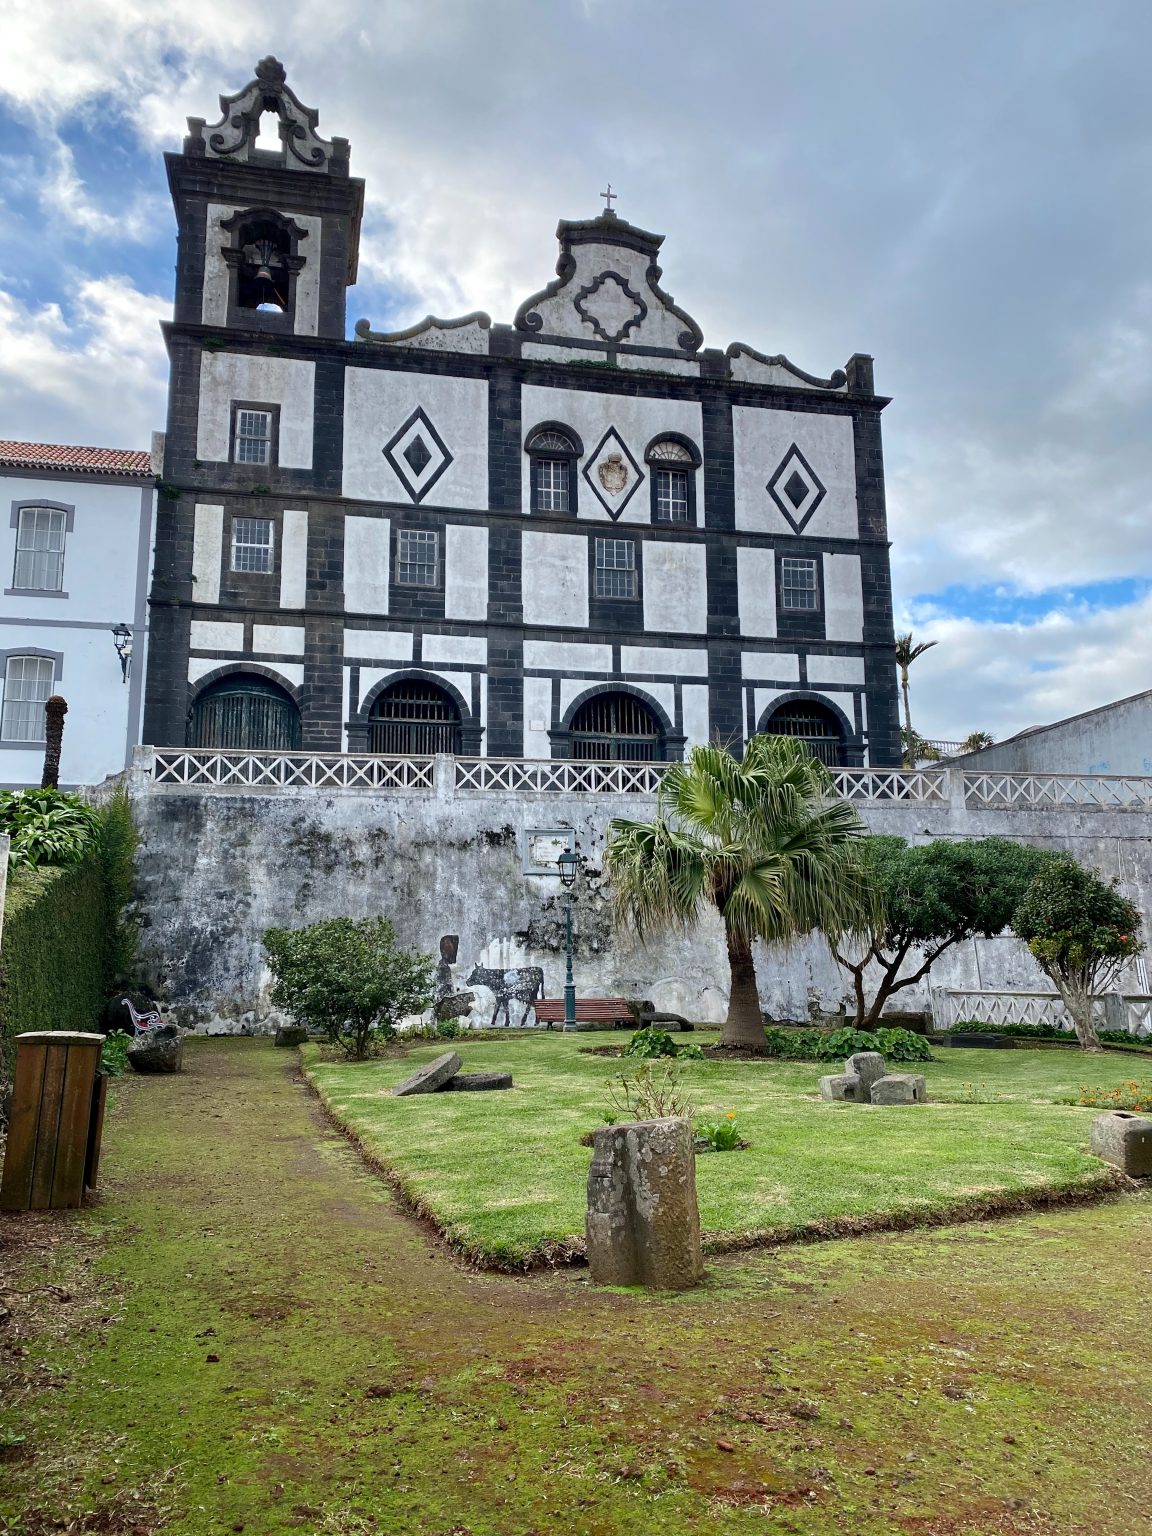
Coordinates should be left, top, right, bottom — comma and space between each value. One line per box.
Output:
604, 736, 879, 1053
961, 730, 994, 753
894, 632, 938, 764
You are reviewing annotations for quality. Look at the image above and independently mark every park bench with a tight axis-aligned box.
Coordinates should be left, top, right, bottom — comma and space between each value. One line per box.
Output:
533, 997, 634, 1029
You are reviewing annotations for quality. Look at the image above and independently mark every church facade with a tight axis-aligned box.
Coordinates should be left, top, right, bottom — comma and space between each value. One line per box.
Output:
144, 58, 901, 768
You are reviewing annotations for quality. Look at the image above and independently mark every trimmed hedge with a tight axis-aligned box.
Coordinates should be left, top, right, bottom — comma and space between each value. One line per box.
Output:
0, 860, 108, 1096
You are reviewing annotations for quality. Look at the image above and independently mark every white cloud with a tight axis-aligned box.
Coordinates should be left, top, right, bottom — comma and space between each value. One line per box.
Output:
894, 593, 1152, 743
0, 277, 168, 447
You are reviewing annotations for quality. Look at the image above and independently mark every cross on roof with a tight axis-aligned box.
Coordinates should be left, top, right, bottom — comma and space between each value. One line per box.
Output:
600, 183, 617, 213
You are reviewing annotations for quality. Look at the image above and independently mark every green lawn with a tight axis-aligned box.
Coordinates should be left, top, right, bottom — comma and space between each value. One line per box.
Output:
303, 1035, 1146, 1266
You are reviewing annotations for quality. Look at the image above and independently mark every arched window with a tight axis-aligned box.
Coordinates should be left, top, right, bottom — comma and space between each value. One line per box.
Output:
646, 435, 699, 525
526, 424, 580, 514
570, 691, 665, 761
188, 674, 301, 751
761, 699, 844, 767
221, 208, 307, 318
1, 655, 55, 742
368, 679, 462, 756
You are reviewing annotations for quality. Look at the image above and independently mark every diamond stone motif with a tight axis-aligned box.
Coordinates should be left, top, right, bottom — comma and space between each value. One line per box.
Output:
767, 444, 827, 533
382, 408, 454, 503
403, 435, 432, 474
582, 428, 644, 519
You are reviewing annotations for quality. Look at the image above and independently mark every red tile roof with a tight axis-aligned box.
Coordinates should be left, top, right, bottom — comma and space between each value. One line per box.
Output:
0, 441, 153, 478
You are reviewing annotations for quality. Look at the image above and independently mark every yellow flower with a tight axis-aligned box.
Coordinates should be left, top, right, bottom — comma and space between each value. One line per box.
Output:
726, 1111, 737, 1120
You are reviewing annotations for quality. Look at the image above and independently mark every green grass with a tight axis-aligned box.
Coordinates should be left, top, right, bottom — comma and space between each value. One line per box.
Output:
303, 1035, 1144, 1266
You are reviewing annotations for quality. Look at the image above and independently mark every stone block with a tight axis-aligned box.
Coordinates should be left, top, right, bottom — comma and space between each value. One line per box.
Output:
393, 1051, 462, 1097
586, 1117, 703, 1290
127, 1024, 183, 1075
869, 1073, 927, 1105
819, 1073, 863, 1102
1090, 1111, 1152, 1177
442, 1071, 513, 1092
273, 1023, 309, 1047
845, 1052, 887, 1098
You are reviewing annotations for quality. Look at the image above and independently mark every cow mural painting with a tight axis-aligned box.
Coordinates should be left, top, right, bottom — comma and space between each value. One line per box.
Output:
466, 965, 546, 1028
434, 934, 475, 1024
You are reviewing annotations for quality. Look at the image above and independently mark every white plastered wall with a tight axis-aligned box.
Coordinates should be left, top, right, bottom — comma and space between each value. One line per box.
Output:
342, 369, 488, 508
279, 509, 308, 609
733, 406, 858, 537
444, 525, 488, 620
344, 517, 390, 615
643, 542, 707, 634
191, 505, 224, 604
197, 354, 315, 468
822, 553, 864, 641
737, 546, 776, 637
522, 531, 588, 627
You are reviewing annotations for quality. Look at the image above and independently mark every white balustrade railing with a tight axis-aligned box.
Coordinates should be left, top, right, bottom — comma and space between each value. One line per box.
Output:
963, 772, 1152, 809
454, 756, 668, 794
144, 750, 1152, 810
937, 989, 1152, 1036
151, 749, 435, 790
830, 768, 948, 803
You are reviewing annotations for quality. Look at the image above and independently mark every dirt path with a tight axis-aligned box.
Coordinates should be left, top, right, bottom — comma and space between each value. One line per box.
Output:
2, 1038, 1150, 1536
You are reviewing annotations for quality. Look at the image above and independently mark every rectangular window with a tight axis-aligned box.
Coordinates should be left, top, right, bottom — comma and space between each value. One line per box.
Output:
231, 517, 274, 574
13, 506, 67, 592
1, 655, 54, 742
780, 556, 819, 611
595, 537, 637, 600
534, 458, 569, 513
655, 468, 690, 523
232, 408, 273, 464
396, 528, 439, 587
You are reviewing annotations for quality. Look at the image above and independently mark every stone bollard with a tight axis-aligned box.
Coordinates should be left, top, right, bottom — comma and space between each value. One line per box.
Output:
585, 1117, 703, 1290
819, 1072, 863, 1101
870, 1073, 927, 1105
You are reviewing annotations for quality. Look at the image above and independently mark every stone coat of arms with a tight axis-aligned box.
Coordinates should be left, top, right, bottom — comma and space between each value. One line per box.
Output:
597, 452, 629, 496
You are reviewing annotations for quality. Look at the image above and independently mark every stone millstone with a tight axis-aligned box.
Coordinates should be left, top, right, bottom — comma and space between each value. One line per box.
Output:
127, 1024, 183, 1075
393, 1051, 462, 1096
442, 1071, 513, 1092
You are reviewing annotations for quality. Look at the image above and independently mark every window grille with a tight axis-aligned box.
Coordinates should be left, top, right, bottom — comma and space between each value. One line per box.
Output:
595, 538, 637, 599
570, 691, 663, 761
654, 469, 690, 523
188, 675, 301, 751
369, 680, 461, 755
1, 655, 54, 742
763, 700, 843, 766
13, 506, 66, 591
780, 556, 819, 610
233, 409, 273, 464
231, 517, 274, 573
396, 529, 439, 587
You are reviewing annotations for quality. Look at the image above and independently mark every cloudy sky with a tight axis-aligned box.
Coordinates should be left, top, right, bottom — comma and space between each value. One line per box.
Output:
1, 0, 1149, 741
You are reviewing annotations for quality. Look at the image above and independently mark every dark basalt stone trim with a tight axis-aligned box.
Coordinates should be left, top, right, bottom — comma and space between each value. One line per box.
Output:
725, 342, 848, 392
354, 312, 492, 344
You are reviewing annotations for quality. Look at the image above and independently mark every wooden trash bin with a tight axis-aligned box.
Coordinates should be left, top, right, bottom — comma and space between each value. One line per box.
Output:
1, 1032, 106, 1211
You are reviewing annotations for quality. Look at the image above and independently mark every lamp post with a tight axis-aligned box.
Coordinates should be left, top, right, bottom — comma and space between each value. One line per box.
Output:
557, 846, 579, 1031
111, 624, 133, 684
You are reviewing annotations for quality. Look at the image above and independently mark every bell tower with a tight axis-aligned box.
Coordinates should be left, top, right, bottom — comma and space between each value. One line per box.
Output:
165, 57, 363, 339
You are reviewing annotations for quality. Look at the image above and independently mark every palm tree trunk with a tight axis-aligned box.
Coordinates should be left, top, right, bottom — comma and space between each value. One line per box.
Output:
41, 695, 67, 790
719, 929, 767, 1051
900, 667, 912, 740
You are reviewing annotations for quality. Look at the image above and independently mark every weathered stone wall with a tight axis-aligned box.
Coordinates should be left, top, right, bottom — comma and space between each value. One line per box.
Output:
126, 757, 1152, 1029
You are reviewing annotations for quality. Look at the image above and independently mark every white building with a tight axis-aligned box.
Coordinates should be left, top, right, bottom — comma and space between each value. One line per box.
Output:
0, 440, 156, 787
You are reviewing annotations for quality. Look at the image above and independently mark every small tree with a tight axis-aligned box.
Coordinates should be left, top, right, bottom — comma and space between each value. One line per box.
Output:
832, 836, 1053, 1028
263, 917, 435, 1060
961, 730, 995, 753
894, 631, 937, 757
1012, 857, 1142, 1051
900, 726, 941, 766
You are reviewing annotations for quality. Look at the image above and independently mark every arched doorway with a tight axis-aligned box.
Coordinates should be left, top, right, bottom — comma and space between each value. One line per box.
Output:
760, 699, 845, 766
188, 674, 301, 751
569, 691, 665, 761
368, 679, 462, 755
